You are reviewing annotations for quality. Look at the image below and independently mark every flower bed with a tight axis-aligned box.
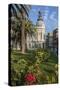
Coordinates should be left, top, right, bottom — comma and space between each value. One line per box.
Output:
11, 49, 58, 86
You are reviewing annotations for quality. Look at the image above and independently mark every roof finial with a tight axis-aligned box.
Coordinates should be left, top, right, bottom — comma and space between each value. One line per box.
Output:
38, 11, 43, 21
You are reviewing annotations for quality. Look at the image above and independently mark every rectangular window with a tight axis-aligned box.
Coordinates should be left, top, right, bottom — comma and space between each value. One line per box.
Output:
41, 33, 42, 39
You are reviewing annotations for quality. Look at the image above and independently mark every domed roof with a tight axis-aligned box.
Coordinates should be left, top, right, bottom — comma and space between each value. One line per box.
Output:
36, 11, 45, 28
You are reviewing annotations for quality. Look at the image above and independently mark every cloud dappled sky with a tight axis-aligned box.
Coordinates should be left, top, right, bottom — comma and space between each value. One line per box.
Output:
29, 5, 58, 33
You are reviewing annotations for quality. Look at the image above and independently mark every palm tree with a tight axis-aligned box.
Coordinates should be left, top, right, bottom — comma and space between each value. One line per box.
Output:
11, 16, 21, 49
9, 4, 31, 53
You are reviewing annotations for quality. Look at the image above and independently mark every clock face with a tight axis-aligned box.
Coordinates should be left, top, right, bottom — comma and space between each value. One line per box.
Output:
37, 21, 45, 27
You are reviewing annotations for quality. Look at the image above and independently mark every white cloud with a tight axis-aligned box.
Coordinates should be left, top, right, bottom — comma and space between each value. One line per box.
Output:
50, 11, 57, 22
44, 10, 49, 20
43, 7, 49, 20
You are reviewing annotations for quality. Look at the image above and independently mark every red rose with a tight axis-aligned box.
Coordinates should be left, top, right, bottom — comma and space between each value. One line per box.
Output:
24, 73, 36, 85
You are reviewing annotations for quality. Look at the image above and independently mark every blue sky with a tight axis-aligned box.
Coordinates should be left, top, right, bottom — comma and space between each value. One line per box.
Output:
29, 5, 58, 33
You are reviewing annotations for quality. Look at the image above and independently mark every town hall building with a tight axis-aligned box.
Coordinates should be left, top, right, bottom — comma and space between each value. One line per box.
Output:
26, 11, 46, 49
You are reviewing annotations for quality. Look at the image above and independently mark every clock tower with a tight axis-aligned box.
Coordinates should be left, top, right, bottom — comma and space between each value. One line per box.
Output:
36, 11, 45, 48
26, 11, 46, 49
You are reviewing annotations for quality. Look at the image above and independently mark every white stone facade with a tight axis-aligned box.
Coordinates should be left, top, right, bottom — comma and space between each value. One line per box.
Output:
26, 11, 46, 49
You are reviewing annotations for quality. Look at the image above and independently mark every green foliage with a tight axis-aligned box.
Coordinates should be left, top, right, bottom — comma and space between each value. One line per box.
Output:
11, 49, 58, 86
35, 49, 50, 62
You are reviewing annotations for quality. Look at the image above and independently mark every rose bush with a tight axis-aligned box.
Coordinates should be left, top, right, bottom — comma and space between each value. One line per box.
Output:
24, 73, 36, 85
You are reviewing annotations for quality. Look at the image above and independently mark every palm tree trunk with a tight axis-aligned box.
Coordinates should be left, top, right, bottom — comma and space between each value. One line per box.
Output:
21, 11, 26, 53
21, 21, 25, 53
